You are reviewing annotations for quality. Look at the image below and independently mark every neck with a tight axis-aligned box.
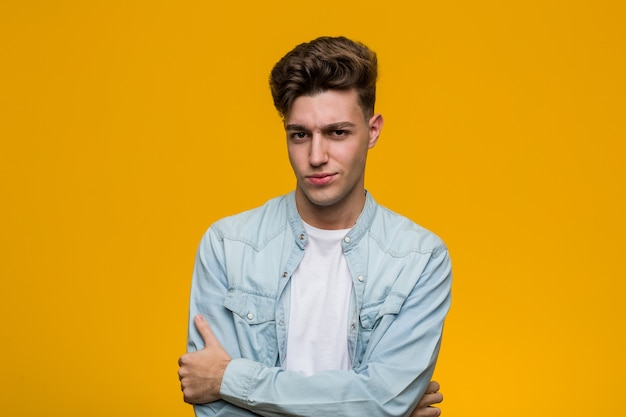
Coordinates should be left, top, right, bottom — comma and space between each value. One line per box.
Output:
295, 189, 366, 230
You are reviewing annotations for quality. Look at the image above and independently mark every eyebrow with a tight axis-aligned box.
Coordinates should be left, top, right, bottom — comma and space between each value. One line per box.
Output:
285, 121, 357, 131
285, 124, 308, 131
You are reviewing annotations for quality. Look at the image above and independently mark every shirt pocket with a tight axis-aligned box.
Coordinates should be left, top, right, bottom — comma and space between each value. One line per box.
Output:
223, 289, 278, 365
355, 292, 405, 364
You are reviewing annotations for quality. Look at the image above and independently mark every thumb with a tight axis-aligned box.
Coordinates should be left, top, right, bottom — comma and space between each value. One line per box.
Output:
194, 314, 218, 347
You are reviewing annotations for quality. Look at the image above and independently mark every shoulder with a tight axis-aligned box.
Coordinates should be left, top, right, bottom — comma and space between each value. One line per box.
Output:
369, 203, 447, 258
207, 195, 290, 249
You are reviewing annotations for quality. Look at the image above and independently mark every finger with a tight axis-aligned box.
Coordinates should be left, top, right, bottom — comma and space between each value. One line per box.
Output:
426, 380, 440, 394
194, 314, 218, 346
411, 406, 441, 417
417, 392, 443, 408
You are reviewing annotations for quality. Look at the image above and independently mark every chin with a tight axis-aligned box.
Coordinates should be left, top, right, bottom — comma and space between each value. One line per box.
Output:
304, 192, 343, 208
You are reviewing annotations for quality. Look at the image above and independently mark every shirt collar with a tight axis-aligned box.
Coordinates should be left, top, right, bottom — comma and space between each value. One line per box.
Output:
286, 191, 377, 249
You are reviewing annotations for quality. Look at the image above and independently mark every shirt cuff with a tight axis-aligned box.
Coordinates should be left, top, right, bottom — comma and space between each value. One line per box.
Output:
220, 358, 265, 407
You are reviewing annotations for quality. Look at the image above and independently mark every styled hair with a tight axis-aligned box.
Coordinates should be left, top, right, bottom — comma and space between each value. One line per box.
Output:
269, 36, 378, 120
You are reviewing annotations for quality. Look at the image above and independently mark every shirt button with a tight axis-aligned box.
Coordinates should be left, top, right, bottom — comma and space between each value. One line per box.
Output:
344, 236, 351, 243
278, 320, 284, 326
358, 275, 364, 282
247, 313, 254, 320
282, 271, 288, 278
299, 234, 305, 240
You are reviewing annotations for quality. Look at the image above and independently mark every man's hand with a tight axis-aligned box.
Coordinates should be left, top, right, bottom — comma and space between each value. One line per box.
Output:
178, 314, 232, 404
411, 381, 444, 417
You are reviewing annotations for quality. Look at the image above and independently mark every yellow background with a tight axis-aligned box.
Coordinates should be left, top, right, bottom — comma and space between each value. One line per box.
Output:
1, 1, 624, 416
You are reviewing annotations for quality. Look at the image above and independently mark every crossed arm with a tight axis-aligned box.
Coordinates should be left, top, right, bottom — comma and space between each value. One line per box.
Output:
179, 226, 451, 416
179, 314, 444, 417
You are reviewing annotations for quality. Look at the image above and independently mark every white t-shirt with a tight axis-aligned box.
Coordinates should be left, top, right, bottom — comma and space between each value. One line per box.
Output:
283, 222, 353, 375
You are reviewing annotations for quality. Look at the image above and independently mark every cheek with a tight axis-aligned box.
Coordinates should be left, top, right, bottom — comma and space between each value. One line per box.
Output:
335, 142, 367, 168
287, 146, 304, 171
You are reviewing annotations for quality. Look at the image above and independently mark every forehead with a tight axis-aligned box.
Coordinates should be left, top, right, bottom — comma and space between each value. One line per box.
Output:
285, 89, 365, 126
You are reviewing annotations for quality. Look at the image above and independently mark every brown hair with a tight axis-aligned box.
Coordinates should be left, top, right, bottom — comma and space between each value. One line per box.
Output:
269, 36, 378, 120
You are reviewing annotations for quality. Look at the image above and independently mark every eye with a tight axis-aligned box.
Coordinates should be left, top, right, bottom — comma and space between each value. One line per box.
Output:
331, 130, 348, 138
290, 131, 309, 141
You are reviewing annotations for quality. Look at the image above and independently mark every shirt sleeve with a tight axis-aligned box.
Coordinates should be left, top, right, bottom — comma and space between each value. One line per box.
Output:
219, 247, 452, 417
187, 227, 260, 417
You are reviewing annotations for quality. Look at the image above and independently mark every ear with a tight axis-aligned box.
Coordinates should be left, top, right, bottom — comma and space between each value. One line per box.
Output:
367, 113, 384, 149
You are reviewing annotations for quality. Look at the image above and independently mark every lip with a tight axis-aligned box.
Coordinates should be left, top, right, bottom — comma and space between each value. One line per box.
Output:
306, 173, 336, 186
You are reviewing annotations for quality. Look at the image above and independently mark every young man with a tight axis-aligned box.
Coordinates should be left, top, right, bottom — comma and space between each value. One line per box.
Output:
178, 36, 452, 416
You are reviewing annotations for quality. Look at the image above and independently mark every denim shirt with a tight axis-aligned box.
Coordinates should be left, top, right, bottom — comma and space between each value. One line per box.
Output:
187, 192, 452, 417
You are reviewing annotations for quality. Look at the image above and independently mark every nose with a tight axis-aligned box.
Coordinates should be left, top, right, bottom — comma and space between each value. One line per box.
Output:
309, 133, 329, 167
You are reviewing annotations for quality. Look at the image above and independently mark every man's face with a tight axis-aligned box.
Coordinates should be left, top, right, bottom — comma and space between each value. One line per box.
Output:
285, 89, 383, 226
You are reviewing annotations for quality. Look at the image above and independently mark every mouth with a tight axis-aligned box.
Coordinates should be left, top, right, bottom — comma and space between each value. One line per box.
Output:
306, 173, 336, 186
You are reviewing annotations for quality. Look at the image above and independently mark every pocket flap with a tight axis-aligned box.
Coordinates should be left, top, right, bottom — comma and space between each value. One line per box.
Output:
223, 289, 276, 324
359, 293, 405, 328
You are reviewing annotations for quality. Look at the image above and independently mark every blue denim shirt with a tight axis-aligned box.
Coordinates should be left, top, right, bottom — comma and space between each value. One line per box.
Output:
187, 192, 452, 417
